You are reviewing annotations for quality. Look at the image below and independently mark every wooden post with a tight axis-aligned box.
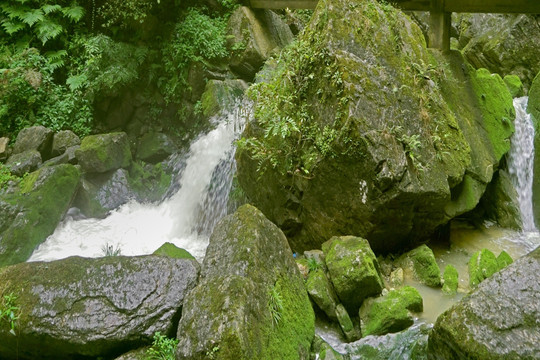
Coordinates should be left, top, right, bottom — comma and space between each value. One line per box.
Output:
428, 0, 451, 51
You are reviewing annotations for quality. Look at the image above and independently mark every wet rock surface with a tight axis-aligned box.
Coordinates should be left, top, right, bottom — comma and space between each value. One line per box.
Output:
0, 255, 199, 360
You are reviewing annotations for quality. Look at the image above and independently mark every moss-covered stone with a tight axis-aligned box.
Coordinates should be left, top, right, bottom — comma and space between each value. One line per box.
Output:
200, 79, 249, 118
335, 303, 361, 342
359, 286, 423, 336
322, 236, 384, 313
306, 268, 339, 320
503, 75, 524, 98
529, 71, 540, 121
6, 149, 42, 176
442, 264, 459, 295
311, 336, 344, 360
51, 130, 80, 157
153, 242, 195, 260
136, 132, 176, 164
76, 132, 132, 173
128, 161, 172, 203
496, 250, 513, 271
529, 71, 540, 225
400, 245, 441, 287
469, 249, 499, 287
12, 125, 53, 159
0, 164, 80, 267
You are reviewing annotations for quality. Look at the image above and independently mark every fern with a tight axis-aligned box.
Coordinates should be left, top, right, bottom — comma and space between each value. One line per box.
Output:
35, 18, 63, 44
41, 4, 61, 15
1, 20, 25, 34
20, 8, 44, 26
66, 74, 87, 91
62, 5, 84, 23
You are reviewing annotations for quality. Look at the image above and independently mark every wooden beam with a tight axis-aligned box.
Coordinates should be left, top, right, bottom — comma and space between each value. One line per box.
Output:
249, 0, 318, 9
444, 0, 540, 14
428, 0, 451, 51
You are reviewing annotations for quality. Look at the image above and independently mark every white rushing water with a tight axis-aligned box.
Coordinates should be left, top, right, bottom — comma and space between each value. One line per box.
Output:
29, 101, 250, 262
508, 96, 537, 232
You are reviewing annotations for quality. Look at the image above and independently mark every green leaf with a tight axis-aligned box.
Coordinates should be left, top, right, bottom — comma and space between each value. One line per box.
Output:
62, 4, 84, 23
1, 20, 25, 35
45, 49, 67, 60
21, 8, 44, 26
41, 4, 62, 14
66, 74, 87, 91
1, 4, 29, 20
35, 19, 63, 44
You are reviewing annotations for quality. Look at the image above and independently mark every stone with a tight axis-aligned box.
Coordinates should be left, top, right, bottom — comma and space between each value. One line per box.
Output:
236, 0, 514, 254
227, 7, 293, 80
136, 132, 176, 164
442, 264, 459, 295
389, 267, 404, 288
503, 75, 524, 98
399, 245, 441, 287
496, 250, 513, 270
336, 303, 361, 342
428, 247, 540, 360
153, 242, 195, 260
468, 248, 498, 287
0, 164, 80, 267
359, 286, 423, 337
42, 145, 80, 167
311, 336, 345, 360
0, 137, 9, 161
200, 79, 249, 118
0, 255, 199, 359
529, 72, 540, 225
74, 168, 136, 218
76, 132, 132, 173
12, 125, 53, 159
306, 268, 340, 320
114, 347, 149, 360
128, 161, 172, 203
322, 236, 384, 313
6, 149, 42, 176
175, 204, 314, 359
51, 130, 81, 157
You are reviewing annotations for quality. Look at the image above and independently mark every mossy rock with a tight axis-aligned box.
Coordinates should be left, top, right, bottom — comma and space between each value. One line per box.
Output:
306, 268, 339, 320
200, 79, 249, 118
76, 132, 132, 173
359, 286, 423, 337
6, 149, 42, 177
496, 250, 513, 270
503, 75, 524, 98
0, 164, 80, 267
529, 71, 540, 122
51, 130, 81, 157
529, 71, 540, 225
12, 125, 53, 159
128, 161, 172, 203
153, 242, 195, 260
335, 303, 361, 342
322, 236, 384, 313
136, 132, 177, 164
311, 336, 344, 360
442, 264, 459, 295
468, 249, 499, 287
400, 245, 441, 287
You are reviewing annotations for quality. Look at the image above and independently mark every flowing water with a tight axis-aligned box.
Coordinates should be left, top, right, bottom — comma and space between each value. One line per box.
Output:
29, 101, 250, 263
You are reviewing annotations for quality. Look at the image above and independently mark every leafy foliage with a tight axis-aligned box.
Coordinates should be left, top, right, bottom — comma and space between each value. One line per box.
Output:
98, 0, 160, 30
268, 282, 284, 327
101, 242, 122, 257
0, 164, 19, 190
146, 332, 179, 360
0, 292, 20, 336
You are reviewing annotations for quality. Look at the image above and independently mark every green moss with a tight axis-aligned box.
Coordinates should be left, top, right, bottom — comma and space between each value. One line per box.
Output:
407, 245, 441, 287
503, 75, 524, 98
468, 249, 499, 287
442, 264, 459, 295
335, 303, 360, 342
77, 133, 132, 173
496, 250, 513, 271
361, 286, 423, 336
153, 243, 195, 260
529, 71, 540, 126
469, 68, 515, 162
129, 161, 172, 202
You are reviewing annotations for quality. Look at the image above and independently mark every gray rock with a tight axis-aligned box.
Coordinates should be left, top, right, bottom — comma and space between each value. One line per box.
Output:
0, 137, 9, 161
199, 79, 248, 118
306, 268, 340, 320
0, 255, 199, 360
336, 303, 361, 342
136, 132, 177, 163
43, 145, 80, 167
428, 247, 540, 360
12, 125, 53, 159
175, 204, 314, 360
478, 169, 522, 229
6, 149, 42, 176
76, 132, 132, 173
51, 130, 81, 157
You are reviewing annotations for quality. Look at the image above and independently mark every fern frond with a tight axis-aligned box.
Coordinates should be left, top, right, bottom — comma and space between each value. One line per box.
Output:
35, 19, 62, 44
62, 5, 84, 23
21, 8, 44, 26
2, 5, 29, 20
1, 20, 25, 35
41, 4, 62, 15
45, 49, 67, 60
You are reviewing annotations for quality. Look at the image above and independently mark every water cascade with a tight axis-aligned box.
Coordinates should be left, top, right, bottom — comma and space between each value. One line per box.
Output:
508, 96, 537, 232
29, 101, 250, 262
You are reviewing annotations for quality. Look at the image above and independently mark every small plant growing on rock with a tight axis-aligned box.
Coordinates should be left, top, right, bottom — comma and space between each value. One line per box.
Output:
307, 258, 322, 273
268, 282, 284, 327
0, 292, 20, 336
101, 242, 122, 257
146, 332, 178, 360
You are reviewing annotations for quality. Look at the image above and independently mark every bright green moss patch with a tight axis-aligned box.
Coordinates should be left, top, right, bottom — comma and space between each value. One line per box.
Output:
503, 75, 524, 98
496, 250, 513, 271
405, 245, 442, 287
153, 242, 195, 260
442, 264, 459, 295
468, 249, 499, 287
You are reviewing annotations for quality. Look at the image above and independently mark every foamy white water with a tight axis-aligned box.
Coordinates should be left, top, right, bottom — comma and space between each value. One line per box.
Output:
508, 96, 536, 232
29, 101, 250, 262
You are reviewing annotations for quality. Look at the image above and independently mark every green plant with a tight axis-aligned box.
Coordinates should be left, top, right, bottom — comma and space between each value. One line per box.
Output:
0, 164, 18, 190
268, 282, 284, 327
399, 133, 425, 171
98, 0, 160, 30
0, 292, 20, 336
101, 242, 122, 257
146, 332, 179, 360
307, 258, 322, 273
205, 346, 220, 359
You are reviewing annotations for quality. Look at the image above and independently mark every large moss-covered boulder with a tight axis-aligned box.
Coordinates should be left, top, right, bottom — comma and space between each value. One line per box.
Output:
322, 236, 384, 313
0, 164, 80, 267
359, 286, 423, 336
175, 204, 314, 359
136, 132, 177, 164
398, 245, 441, 287
12, 125, 53, 159
456, 13, 540, 89
0, 255, 199, 360
477, 170, 522, 229
200, 79, 249, 118
236, 0, 514, 253
428, 246, 540, 360
76, 132, 132, 173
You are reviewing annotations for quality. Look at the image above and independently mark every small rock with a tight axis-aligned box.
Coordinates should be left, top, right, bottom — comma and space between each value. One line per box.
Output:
306, 268, 340, 320
0, 137, 10, 161
153, 242, 195, 260
51, 130, 80, 157
399, 244, 442, 287
336, 303, 361, 342
12, 125, 53, 159
442, 264, 459, 295
468, 248, 498, 287
6, 150, 42, 176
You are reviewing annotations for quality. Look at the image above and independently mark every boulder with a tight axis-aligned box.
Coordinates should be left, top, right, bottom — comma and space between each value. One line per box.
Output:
442, 265, 459, 295
12, 125, 53, 159
503, 75, 524, 98
398, 245, 441, 287
0, 255, 199, 360
236, 0, 515, 253
6, 149, 42, 176
336, 303, 361, 342
136, 132, 177, 163
306, 268, 339, 320
322, 236, 384, 313
0, 164, 80, 267
51, 130, 80, 157
76, 132, 132, 173
529, 72, 540, 225
200, 79, 249, 118
468, 248, 498, 287
359, 286, 423, 337
227, 7, 293, 80
128, 161, 172, 203
477, 170, 522, 229
175, 204, 314, 359
0, 137, 9, 161
428, 246, 540, 360
311, 336, 345, 360
74, 168, 136, 218
42, 145, 79, 167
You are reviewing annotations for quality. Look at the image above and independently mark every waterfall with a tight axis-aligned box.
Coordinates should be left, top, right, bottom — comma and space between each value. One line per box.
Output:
29, 101, 250, 262
508, 96, 536, 232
